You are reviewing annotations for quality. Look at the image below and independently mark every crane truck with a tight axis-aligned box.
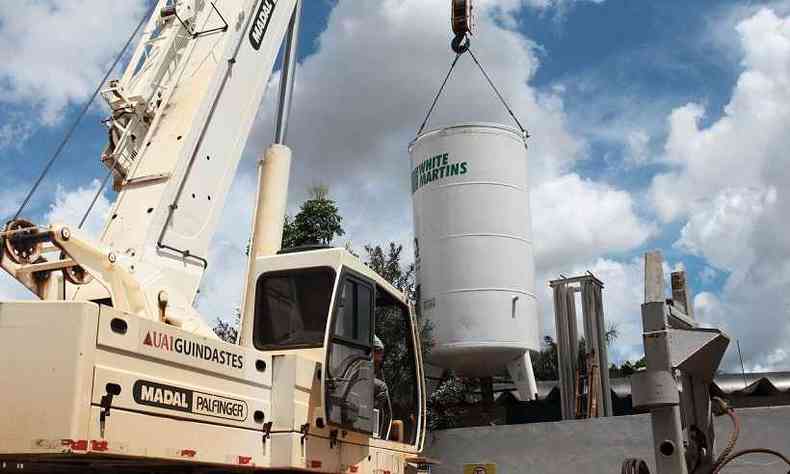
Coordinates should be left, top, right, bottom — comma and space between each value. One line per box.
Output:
0, 0, 430, 472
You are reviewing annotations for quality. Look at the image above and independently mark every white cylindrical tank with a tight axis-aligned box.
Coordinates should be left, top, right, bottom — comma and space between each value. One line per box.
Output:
409, 122, 539, 376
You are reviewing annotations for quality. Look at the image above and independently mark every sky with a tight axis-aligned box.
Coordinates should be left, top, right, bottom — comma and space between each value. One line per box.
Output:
1, 0, 789, 372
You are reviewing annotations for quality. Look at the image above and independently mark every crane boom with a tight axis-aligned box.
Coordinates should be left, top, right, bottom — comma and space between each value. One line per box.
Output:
80, 0, 296, 305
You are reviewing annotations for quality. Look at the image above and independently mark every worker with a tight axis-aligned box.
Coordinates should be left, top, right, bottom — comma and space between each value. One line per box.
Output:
373, 335, 392, 438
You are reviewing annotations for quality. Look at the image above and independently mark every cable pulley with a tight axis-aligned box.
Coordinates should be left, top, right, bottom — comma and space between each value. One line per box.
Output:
451, 0, 475, 53
451, 0, 477, 38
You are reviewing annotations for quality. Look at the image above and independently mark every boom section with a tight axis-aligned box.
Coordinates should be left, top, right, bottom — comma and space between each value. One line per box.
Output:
81, 0, 296, 307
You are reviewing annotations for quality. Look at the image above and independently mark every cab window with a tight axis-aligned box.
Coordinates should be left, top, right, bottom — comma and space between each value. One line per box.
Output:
253, 267, 335, 350
334, 279, 372, 345
374, 289, 420, 445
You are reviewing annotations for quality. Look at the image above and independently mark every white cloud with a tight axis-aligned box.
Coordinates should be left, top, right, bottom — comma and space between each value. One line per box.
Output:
675, 187, 776, 275
0, 0, 148, 126
532, 173, 654, 270
699, 266, 719, 285
522, 0, 605, 11
624, 129, 650, 166
45, 179, 111, 237
650, 7, 790, 371
0, 118, 35, 151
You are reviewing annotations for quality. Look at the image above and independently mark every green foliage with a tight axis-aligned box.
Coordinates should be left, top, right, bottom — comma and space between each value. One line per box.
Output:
363, 242, 433, 440
610, 355, 647, 378
531, 336, 559, 381
363, 243, 434, 358
426, 374, 481, 430
213, 308, 240, 344
532, 324, 619, 381
364, 243, 415, 298
282, 185, 345, 248
605, 323, 619, 345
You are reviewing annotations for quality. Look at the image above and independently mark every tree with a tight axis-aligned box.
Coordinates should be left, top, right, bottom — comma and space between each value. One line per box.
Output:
605, 323, 619, 345
426, 373, 482, 430
363, 243, 434, 428
214, 308, 240, 343
364, 243, 415, 299
531, 323, 619, 381
531, 336, 559, 381
611, 355, 647, 378
282, 185, 344, 248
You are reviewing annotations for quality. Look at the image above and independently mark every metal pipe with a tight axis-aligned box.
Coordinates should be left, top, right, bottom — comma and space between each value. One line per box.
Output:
238, 144, 292, 346
274, 0, 302, 145
253, 145, 292, 258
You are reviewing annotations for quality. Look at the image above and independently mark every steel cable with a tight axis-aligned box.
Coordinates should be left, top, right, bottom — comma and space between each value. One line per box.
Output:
416, 40, 528, 138
417, 53, 463, 136
467, 48, 527, 136
713, 448, 790, 473
78, 167, 114, 229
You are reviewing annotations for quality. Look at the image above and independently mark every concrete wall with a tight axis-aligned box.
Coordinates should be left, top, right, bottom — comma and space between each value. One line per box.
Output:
424, 406, 790, 473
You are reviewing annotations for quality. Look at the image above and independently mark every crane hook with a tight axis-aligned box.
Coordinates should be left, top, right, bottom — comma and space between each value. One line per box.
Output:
451, 34, 471, 54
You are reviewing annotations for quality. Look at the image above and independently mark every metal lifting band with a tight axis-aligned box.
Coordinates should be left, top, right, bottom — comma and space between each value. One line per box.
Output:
416, 38, 528, 138
8, 4, 153, 225
467, 48, 528, 137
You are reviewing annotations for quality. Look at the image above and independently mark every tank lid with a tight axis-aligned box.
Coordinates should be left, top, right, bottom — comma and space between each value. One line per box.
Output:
409, 121, 526, 150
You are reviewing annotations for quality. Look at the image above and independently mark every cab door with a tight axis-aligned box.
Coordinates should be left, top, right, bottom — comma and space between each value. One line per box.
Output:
324, 272, 375, 433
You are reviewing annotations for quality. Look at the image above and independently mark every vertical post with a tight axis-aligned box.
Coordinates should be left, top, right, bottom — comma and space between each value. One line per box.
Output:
252, 146, 292, 258
671, 271, 693, 318
552, 281, 579, 420
645, 250, 665, 304
552, 283, 570, 419
274, 0, 302, 145
566, 287, 579, 367
581, 278, 613, 417
642, 251, 688, 474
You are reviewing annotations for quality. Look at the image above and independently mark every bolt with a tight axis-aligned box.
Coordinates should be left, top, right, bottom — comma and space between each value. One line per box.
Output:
108, 252, 117, 263
60, 227, 71, 241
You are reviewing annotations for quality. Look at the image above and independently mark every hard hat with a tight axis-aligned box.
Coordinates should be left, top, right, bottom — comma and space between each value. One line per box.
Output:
373, 335, 385, 351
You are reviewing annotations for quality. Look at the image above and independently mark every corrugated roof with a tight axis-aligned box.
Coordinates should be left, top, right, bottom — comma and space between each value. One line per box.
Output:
499, 372, 790, 403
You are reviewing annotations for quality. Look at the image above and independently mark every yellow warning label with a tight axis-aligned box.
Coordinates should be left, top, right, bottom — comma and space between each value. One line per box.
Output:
464, 464, 497, 474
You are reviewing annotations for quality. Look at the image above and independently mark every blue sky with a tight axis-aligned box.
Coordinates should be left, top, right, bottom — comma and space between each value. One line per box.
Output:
1, 0, 789, 371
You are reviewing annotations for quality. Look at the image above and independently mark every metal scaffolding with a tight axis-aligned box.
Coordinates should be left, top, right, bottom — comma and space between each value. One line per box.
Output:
550, 273, 613, 419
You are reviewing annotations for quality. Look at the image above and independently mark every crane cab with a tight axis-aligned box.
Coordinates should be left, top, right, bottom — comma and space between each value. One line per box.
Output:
240, 246, 427, 471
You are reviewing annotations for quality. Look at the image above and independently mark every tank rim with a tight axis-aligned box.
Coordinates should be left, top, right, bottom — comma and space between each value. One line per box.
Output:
409, 121, 525, 150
